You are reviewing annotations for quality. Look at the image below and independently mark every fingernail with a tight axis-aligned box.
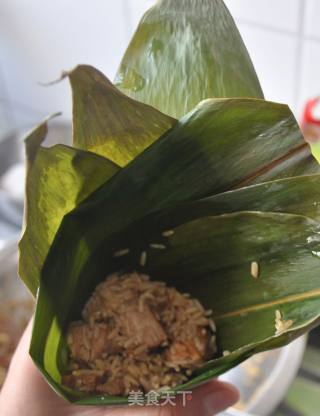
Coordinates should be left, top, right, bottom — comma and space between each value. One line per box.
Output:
204, 384, 239, 415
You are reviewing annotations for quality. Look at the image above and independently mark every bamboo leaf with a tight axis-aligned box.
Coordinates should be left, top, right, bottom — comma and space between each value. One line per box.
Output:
30, 211, 320, 403
145, 211, 320, 383
20, 0, 320, 405
30, 98, 308, 318
26, 99, 320, 404
19, 119, 119, 295
115, 0, 264, 118
147, 212, 320, 327
68, 65, 176, 166
139, 173, 320, 235
57, 98, 307, 238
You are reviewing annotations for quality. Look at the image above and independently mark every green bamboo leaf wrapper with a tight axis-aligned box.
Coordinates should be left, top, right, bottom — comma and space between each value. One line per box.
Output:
28, 97, 307, 305
19, 118, 119, 295
125, 173, 320, 240
31, 210, 320, 404
68, 65, 176, 165
115, 0, 264, 118
19, 63, 176, 295
26, 94, 320, 404
17, 0, 320, 407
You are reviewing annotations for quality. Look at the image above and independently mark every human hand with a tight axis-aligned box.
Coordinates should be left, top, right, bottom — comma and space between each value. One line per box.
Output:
0, 320, 239, 416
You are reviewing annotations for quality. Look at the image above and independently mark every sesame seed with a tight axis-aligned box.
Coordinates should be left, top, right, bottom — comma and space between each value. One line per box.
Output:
150, 243, 166, 250
162, 230, 174, 237
140, 251, 147, 267
251, 261, 260, 278
113, 248, 130, 258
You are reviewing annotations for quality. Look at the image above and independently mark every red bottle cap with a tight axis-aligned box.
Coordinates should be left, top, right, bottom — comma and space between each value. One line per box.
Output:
303, 97, 320, 126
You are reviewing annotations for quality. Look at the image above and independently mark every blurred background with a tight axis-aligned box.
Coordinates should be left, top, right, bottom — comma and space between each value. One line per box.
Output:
0, 1, 319, 415
1, 0, 320, 129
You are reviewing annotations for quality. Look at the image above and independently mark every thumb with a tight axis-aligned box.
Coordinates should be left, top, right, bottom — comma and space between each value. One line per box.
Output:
176, 380, 239, 416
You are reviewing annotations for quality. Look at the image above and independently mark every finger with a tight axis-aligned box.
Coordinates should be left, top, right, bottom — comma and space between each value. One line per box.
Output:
4, 318, 55, 397
75, 405, 172, 416
94, 381, 239, 416
172, 380, 239, 416
0, 319, 68, 416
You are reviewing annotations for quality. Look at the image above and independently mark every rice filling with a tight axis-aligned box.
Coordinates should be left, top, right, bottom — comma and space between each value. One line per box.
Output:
62, 272, 217, 396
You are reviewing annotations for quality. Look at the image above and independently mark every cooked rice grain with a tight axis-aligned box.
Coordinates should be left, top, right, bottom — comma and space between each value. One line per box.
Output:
63, 272, 217, 396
